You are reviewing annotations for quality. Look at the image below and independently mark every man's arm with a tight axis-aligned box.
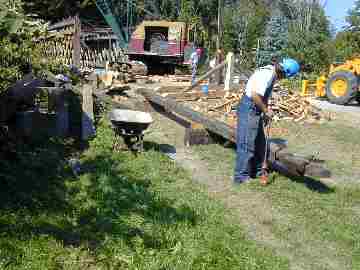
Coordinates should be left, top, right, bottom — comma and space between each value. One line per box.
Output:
251, 92, 268, 113
251, 81, 268, 113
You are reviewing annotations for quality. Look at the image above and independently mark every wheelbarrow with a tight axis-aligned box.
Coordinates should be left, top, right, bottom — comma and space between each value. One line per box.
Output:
109, 109, 153, 152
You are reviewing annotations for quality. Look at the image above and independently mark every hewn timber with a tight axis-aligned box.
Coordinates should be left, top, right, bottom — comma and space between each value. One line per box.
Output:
163, 90, 228, 101
138, 88, 236, 142
158, 84, 225, 94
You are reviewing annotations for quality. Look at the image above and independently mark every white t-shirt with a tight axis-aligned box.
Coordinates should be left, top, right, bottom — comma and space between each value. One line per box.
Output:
191, 51, 199, 66
245, 65, 276, 98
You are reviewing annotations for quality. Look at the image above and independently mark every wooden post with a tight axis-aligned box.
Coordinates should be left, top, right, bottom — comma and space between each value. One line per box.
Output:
55, 88, 69, 137
184, 122, 213, 147
224, 52, 235, 91
81, 73, 96, 140
72, 15, 81, 68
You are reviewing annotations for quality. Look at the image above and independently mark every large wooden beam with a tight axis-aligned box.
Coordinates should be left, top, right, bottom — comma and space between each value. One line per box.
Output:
138, 88, 236, 142
163, 90, 227, 101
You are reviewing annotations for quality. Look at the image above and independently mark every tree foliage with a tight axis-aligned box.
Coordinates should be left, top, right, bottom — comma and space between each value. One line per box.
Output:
284, 2, 332, 72
0, 0, 336, 79
0, 0, 46, 92
333, 0, 360, 61
257, 8, 289, 66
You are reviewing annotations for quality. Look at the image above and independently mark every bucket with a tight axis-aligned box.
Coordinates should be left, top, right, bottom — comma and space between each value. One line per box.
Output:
200, 81, 209, 94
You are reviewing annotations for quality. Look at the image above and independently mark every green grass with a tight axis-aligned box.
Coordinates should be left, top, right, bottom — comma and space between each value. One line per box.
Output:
273, 120, 360, 182
0, 120, 289, 270
193, 140, 360, 270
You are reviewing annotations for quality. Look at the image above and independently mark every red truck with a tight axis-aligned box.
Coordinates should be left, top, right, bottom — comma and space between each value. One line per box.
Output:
126, 20, 203, 74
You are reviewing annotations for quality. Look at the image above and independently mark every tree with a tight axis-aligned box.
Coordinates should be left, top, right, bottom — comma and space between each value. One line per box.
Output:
333, 0, 360, 61
281, 0, 332, 72
221, 0, 269, 69
257, 8, 289, 66
0, 0, 46, 91
346, 0, 360, 30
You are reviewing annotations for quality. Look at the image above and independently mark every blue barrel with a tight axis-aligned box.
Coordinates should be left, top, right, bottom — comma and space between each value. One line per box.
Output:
201, 82, 209, 94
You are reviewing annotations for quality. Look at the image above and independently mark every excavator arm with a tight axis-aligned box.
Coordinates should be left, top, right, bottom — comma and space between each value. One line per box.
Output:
95, 0, 129, 48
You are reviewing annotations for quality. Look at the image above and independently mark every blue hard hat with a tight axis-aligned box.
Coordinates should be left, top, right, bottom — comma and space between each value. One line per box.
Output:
280, 58, 300, 78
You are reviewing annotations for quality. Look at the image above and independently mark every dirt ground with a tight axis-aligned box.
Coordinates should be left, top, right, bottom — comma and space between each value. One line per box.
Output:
143, 100, 359, 270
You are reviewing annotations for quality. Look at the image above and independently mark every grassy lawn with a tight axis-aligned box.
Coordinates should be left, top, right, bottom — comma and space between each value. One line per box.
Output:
274, 118, 360, 183
0, 120, 289, 270
193, 118, 360, 270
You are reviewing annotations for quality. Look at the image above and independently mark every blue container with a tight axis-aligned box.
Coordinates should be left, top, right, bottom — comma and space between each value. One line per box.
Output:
201, 83, 209, 94
94, 68, 105, 75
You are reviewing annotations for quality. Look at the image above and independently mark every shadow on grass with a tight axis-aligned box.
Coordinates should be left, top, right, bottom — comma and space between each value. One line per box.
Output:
144, 141, 176, 154
0, 138, 199, 254
288, 175, 335, 193
0, 137, 77, 212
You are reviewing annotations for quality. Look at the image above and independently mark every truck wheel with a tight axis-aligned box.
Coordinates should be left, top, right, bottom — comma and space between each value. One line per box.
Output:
326, 71, 358, 105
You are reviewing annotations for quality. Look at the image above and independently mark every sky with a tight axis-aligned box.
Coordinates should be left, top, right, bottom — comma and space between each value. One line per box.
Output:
325, 0, 355, 30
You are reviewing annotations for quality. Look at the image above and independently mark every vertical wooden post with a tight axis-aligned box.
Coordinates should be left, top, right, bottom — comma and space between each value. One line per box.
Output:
224, 52, 235, 91
55, 88, 69, 137
81, 73, 96, 140
72, 15, 81, 68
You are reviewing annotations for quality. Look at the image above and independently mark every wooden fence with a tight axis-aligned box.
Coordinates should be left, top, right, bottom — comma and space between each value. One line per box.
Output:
38, 16, 127, 70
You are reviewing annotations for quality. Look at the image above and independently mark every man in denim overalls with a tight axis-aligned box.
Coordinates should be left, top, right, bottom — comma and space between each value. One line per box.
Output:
234, 58, 300, 184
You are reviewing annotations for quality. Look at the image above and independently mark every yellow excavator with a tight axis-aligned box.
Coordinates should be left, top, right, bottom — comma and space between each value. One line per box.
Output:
302, 58, 360, 105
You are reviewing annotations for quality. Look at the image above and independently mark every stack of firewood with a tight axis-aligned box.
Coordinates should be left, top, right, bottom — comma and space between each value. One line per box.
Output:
270, 89, 324, 122
206, 88, 326, 123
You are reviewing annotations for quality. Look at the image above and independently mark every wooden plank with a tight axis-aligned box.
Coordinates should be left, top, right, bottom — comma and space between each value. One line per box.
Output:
48, 17, 75, 31
81, 74, 96, 140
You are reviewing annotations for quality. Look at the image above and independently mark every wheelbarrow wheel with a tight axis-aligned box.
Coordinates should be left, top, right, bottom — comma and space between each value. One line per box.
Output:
132, 135, 144, 152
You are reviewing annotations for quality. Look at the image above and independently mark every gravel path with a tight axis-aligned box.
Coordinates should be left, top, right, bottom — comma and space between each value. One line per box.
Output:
309, 98, 360, 113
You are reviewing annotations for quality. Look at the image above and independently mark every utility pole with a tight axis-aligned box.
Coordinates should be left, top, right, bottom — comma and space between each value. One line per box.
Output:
217, 0, 223, 50
216, 0, 224, 85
